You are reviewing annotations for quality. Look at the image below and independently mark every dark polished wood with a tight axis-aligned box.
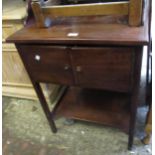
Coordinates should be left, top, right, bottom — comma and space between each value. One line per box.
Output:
71, 47, 133, 92
7, 15, 148, 45
128, 47, 143, 150
55, 87, 130, 133
18, 45, 74, 85
16, 45, 57, 133
6, 1, 150, 150
32, 82, 57, 133
17, 44, 135, 92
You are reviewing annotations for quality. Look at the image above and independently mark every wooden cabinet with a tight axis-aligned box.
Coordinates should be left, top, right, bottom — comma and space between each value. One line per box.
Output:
7, 0, 150, 149
19, 45, 134, 92
15, 42, 143, 150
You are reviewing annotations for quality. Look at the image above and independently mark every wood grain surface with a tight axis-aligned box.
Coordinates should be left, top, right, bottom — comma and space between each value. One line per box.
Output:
55, 87, 130, 133
42, 2, 129, 17
7, 16, 149, 45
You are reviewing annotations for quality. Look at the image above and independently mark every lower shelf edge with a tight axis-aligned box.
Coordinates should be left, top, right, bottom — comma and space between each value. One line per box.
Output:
53, 87, 131, 133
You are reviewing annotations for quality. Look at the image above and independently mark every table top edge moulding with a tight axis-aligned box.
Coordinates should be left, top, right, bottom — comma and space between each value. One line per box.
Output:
6, 0, 150, 45
6, 21, 149, 46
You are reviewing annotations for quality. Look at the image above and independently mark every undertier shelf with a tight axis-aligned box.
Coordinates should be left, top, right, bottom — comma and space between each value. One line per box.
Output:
54, 87, 131, 133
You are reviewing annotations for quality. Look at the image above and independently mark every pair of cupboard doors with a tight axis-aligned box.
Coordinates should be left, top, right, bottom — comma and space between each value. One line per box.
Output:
18, 45, 135, 92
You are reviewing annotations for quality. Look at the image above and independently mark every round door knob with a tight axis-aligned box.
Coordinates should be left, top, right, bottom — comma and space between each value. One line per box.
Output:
35, 55, 41, 61
64, 64, 70, 70
76, 66, 82, 72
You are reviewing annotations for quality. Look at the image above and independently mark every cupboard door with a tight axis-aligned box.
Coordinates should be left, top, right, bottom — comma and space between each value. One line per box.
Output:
71, 47, 134, 92
18, 45, 74, 85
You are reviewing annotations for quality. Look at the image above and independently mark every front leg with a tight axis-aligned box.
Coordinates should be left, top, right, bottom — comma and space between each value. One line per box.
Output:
33, 82, 57, 133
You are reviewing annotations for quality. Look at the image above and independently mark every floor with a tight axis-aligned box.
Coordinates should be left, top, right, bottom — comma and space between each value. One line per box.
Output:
2, 96, 152, 155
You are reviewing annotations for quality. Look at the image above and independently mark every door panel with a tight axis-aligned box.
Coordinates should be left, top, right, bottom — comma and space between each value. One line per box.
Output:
19, 45, 74, 85
71, 47, 133, 92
